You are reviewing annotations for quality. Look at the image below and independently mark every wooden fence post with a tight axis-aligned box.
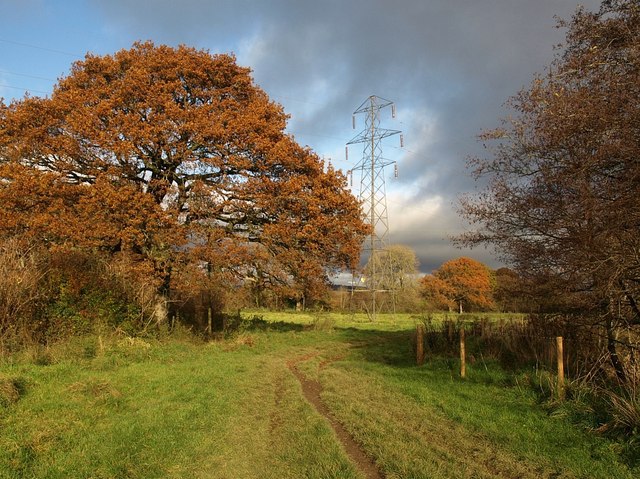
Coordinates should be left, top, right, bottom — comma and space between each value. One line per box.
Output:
416, 324, 425, 366
556, 336, 565, 400
460, 326, 466, 379
207, 307, 212, 335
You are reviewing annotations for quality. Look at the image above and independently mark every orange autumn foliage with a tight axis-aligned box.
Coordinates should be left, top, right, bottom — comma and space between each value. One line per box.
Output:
0, 42, 368, 302
420, 257, 495, 313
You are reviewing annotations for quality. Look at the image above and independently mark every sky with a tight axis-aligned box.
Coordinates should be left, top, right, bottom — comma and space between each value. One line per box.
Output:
0, 0, 602, 273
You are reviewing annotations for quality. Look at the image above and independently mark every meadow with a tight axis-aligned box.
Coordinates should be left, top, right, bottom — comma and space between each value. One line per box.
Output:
0, 311, 636, 479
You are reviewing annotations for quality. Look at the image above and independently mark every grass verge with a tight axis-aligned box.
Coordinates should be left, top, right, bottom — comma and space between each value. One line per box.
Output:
0, 313, 636, 478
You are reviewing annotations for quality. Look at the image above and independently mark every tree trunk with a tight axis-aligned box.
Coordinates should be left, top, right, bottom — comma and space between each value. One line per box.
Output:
606, 316, 627, 383
619, 279, 640, 325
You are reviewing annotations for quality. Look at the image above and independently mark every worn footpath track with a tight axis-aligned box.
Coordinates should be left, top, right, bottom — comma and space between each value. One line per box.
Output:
287, 353, 384, 479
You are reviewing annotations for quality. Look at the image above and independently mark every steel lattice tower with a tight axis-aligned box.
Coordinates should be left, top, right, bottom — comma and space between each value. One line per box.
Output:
346, 95, 402, 320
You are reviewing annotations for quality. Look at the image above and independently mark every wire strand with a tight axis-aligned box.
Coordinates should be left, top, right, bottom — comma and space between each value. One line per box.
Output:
0, 38, 82, 58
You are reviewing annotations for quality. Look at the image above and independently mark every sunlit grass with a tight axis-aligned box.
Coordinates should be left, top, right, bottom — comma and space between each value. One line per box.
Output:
244, 309, 420, 330
246, 309, 525, 332
0, 315, 636, 478
320, 333, 628, 478
0, 334, 360, 479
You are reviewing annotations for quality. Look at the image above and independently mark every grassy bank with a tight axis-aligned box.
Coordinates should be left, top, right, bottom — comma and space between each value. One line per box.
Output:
0, 313, 636, 478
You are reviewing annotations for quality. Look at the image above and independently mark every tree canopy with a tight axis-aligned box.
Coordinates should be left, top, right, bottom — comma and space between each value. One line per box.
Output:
364, 244, 419, 292
420, 257, 495, 313
457, 0, 640, 380
0, 42, 368, 303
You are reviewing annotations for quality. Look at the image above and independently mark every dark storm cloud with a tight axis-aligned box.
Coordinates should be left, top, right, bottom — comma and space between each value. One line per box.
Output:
93, 0, 602, 272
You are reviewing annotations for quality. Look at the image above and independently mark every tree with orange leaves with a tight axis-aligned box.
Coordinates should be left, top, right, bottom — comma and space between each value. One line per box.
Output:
420, 274, 456, 312
420, 257, 495, 313
0, 42, 368, 306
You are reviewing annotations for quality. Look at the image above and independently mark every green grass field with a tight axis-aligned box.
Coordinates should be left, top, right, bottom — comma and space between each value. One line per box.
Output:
0, 312, 636, 478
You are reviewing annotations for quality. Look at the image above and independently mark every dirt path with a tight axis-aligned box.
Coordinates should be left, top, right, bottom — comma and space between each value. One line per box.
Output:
287, 354, 384, 479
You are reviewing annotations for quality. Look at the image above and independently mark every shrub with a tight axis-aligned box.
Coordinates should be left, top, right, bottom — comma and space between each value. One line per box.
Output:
0, 239, 49, 347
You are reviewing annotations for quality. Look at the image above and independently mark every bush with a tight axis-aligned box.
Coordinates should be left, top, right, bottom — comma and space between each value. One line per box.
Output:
0, 239, 48, 347
0, 238, 170, 349
600, 367, 640, 464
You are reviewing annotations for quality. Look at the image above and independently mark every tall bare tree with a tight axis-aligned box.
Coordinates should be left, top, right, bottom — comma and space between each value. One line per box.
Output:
457, 0, 640, 381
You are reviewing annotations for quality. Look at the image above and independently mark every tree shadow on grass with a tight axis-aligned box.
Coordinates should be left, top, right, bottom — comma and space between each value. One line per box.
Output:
334, 327, 418, 369
226, 314, 306, 333
233, 314, 427, 370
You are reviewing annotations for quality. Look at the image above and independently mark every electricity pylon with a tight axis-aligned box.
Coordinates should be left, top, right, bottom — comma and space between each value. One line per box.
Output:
346, 95, 402, 320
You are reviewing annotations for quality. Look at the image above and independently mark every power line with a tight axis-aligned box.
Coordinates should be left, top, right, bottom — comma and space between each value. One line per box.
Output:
0, 39, 82, 58
0, 43, 408, 156
287, 129, 349, 144
0, 47, 413, 166
0, 69, 57, 82
268, 92, 324, 108
0, 83, 50, 95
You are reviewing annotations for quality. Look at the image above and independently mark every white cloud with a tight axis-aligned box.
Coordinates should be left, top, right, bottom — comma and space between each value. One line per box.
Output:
3, 0, 603, 272
388, 190, 442, 237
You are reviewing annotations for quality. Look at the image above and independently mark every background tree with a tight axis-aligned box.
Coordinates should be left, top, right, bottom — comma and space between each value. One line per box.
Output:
363, 244, 421, 312
420, 274, 456, 312
364, 244, 419, 291
0, 42, 368, 330
420, 257, 495, 313
457, 0, 640, 381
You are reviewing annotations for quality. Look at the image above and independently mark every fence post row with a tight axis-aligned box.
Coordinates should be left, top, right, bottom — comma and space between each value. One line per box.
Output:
417, 324, 565, 390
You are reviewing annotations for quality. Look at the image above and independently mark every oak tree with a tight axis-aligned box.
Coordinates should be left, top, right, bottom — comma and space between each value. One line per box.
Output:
420, 274, 456, 312
420, 257, 495, 313
0, 42, 368, 307
457, 1, 640, 380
